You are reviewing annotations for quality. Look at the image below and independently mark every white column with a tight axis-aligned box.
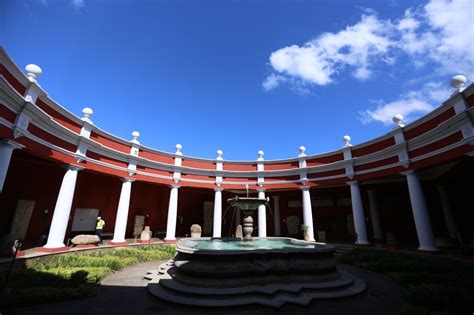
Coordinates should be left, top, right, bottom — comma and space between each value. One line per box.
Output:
301, 187, 315, 241
111, 178, 134, 244
367, 190, 383, 241
273, 196, 281, 236
348, 181, 369, 245
257, 189, 267, 237
437, 185, 458, 239
213, 188, 223, 237
403, 170, 438, 251
43, 165, 82, 248
165, 185, 179, 241
0, 140, 23, 193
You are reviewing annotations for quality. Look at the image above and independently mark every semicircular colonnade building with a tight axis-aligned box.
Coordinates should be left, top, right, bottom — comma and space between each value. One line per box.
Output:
0, 47, 473, 253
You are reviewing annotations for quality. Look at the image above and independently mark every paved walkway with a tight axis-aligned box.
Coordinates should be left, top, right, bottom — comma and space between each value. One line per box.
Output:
4, 260, 406, 315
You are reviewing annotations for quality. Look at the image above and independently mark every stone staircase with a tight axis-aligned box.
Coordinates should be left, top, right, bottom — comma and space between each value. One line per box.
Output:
145, 260, 366, 308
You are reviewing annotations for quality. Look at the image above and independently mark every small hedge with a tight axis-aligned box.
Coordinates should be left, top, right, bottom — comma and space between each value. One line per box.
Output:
0, 245, 175, 308
338, 248, 474, 314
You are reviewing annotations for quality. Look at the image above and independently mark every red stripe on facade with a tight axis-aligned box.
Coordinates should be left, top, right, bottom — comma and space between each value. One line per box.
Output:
466, 93, 474, 108
410, 144, 472, 169
351, 137, 395, 157
136, 165, 173, 177
354, 156, 399, 172
306, 153, 344, 166
409, 131, 463, 158
139, 150, 174, 164
0, 64, 26, 95
353, 165, 406, 182
404, 108, 456, 141
223, 177, 255, 182
18, 137, 77, 164
35, 99, 82, 134
0, 104, 16, 123
27, 123, 77, 152
81, 161, 129, 178
89, 131, 131, 154
86, 151, 129, 168
311, 177, 347, 186
181, 173, 215, 181
182, 159, 215, 170
224, 164, 257, 171
179, 181, 215, 189
265, 175, 300, 181
0, 125, 14, 139
264, 162, 299, 170
308, 168, 346, 178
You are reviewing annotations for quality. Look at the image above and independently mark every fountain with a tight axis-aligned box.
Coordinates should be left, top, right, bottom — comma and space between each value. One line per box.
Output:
226, 195, 268, 240
146, 193, 366, 307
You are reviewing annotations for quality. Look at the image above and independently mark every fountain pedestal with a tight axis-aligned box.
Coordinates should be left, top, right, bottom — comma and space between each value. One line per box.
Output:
242, 212, 253, 241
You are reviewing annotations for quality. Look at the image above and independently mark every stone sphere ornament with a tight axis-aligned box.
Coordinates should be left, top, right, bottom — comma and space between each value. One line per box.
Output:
450, 75, 467, 92
392, 114, 404, 127
25, 64, 43, 80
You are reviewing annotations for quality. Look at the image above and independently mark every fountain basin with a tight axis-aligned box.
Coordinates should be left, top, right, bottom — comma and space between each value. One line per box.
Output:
175, 237, 336, 277
147, 237, 366, 307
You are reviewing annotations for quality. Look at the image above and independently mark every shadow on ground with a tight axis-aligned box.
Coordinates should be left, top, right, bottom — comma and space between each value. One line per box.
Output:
2, 261, 405, 315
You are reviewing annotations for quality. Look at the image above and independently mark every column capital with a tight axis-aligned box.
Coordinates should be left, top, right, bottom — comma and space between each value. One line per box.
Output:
256, 187, 266, 193
120, 177, 135, 183
400, 169, 415, 176
63, 164, 84, 172
299, 186, 310, 191
170, 184, 180, 189
0, 139, 25, 150
346, 180, 358, 186
214, 188, 224, 192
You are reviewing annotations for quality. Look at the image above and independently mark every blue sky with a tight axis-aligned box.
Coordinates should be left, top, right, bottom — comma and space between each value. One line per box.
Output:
1, 0, 472, 160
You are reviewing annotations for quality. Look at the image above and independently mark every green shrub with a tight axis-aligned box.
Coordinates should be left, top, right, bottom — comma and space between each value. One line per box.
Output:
339, 248, 474, 314
1, 244, 176, 308
38, 255, 138, 270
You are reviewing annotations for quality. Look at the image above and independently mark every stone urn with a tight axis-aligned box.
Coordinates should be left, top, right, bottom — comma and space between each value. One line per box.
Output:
190, 224, 202, 238
140, 226, 152, 242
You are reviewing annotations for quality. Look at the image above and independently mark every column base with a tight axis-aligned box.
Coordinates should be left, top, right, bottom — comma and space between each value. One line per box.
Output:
72, 244, 99, 249
37, 246, 70, 253
108, 241, 129, 246
354, 242, 370, 247
163, 239, 177, 244
417, 246, 439, 253
137, 239, 154, 244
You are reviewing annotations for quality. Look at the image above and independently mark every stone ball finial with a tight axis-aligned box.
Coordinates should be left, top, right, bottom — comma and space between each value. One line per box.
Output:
343, 135, 352, 147
132, 131, 140, 139
25, 64, 42, 80
257, 150, 264, 159
392, 114, 404, 127
216, 149, 223, 157
450, 75, 467, 92
82, 107, 93, 118
299, 146, 306, 154
175, 144, 183, 155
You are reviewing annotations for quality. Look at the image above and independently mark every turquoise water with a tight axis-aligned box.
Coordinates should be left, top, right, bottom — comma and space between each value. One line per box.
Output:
182, 239, 324, 251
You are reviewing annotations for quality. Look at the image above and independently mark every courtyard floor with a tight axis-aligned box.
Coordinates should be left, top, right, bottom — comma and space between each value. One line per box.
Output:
4, 260, 405, 315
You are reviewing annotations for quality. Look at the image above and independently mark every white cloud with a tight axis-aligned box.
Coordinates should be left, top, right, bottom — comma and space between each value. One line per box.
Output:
262, 74, 287, 91
264, 15, 393, 90
359, 81, 451, 124
71, 0, 84, 10
264, 0, 473, 93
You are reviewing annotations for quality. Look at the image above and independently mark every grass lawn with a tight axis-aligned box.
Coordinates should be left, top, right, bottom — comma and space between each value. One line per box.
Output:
338, 248, 474, 315
0, 245, 175, 308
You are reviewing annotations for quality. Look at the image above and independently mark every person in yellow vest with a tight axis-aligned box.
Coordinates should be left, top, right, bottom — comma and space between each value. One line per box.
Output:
96, 216, 105, 244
